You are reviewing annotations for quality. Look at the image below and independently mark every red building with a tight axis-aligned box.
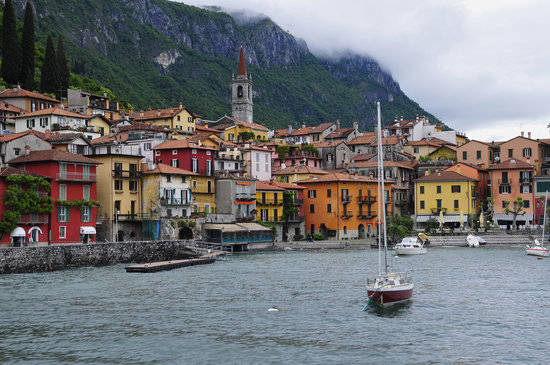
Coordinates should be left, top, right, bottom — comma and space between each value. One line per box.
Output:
153, 139, 216, 176
9, 150, 100, 244
0, 167, 50, 246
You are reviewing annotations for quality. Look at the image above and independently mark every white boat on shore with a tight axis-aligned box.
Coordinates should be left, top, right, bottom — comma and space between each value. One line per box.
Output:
466, 234, 486, 247
394, 237, 427, 255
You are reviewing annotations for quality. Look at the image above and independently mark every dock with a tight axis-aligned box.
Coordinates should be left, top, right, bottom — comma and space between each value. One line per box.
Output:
125, 257, 215, 273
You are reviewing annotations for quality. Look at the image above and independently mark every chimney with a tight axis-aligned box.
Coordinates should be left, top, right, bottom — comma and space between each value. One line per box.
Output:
521, 131, 524, 137
336, 119, 340, 129
288, 125, 293, 135
25, 146, 30, 156
353, 121, 359, 133
400, 116, 404, 121
528, 132, 531, 139
301, 123, 306, 129
179, 102, 183, 109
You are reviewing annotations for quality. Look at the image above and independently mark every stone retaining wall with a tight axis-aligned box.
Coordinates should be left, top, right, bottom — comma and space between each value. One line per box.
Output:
0, 240, 198, 274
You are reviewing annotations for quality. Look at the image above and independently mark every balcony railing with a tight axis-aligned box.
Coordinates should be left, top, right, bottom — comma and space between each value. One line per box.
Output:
256, 199, 282, 206
357, 213, 376, 219
341, 213, 353, 219
431, 208, 447, 214
18, 214, 48, 224
236, 215, 256, 222
160, 198, 191, 206
56, 172, 97, 182
112, 170, 141, 178
236, 193, 256, 202
341, 195, 352, 204
498, 179, 510, 186
357, 195, 376, 204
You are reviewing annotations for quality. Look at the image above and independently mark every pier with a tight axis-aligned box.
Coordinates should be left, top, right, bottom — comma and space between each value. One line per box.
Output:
125, 258, 215, 273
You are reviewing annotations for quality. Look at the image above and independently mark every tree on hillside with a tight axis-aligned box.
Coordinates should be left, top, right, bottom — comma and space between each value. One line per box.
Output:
19, 1, 35, 89
40, 35, 57, 94
56, 36, 69, 98
504, 197, 525, 231
1, 0, 21, 85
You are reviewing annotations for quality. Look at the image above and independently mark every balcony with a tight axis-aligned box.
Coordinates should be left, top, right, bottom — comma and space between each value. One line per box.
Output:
256, 199, 282, 206
56, 172, 97, 182
357, 195, 376, 204
236, 193, 255, 202
18, 214, 48, 224
357, 213, 376, 219
160, 198, 191, 206
341, 195, 352, 204
112, 169, 141, 178
519, 177, 533, 184
431, 208, 447, 214
341, 213, 353, 219
236, 214, 256, 222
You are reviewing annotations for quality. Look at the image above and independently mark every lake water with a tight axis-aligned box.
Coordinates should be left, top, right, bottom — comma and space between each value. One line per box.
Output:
1, 247, 548, 364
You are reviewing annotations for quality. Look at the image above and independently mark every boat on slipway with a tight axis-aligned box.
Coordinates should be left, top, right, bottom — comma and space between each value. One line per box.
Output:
363, 102, 413, 309
466, 234, 487, 247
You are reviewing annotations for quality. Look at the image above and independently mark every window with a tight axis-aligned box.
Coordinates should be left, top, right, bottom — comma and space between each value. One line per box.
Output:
308, 190, 317, 198
343, 226, 347, 234
114, 180, 123, 191
462, 151, 467, 160
177, 115, 181, 121
192, 158, 198, 172
39, 117, 48, 128
207, 160, 212, 176
144, 143, 152, 151
436, 185, 441, 194
192, 149, 197, 154
476, 150, 481, 160
83, 165, 90, 180
172, 149, 178, 155
265, 154, 269, 172
310, 204, 315, 213
413, 147, 419, 153
503, 201, 509, 209
59, 184, 67, 200
521, 185, 532, 194
508, 149, 513, 158
59, 226, 66, 239
129, 180, 137, 192
274, 209, 278, 222
14, 148, 20, 156
327, 203, 332, 213
207, 180, 212, 193
114, 200, 121, 214
499, 185, 511, 194
155, 151, 160, 157
57, 206, 68, 222
192, 180, 197, 189
501, 171, 508, 183
181, 176, 186, 183
454, 200, 459, 209
436, 199, 442, 209
420, 200, 425, 209
451, 185, 461, 193
81, 206, 91, 222
327, 189, 331, 197
420, 186, 424, 194
171, 159, 179, 168
523, 148, 532, 158
59, 163, 67, 179
26, 119, 35, 129
524, 200, 530, 208
206, 150, 211, 156
83, 185, 90, 200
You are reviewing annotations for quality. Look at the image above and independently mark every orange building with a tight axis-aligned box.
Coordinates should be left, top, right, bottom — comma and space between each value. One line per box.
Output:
444, 162, 489, 201
298, 172, 392, 240
457, 140, 493, 168
487, 159, 535, 228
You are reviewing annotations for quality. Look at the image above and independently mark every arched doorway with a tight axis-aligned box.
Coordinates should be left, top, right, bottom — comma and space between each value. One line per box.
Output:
179, 227, 193, 240
117, 230, 125, 242
28, 226, 42, 244
358, 224, 365, 239
319, 224, 328, 238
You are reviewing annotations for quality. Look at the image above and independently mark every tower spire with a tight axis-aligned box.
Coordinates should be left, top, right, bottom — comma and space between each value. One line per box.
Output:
237, 46, 247, 76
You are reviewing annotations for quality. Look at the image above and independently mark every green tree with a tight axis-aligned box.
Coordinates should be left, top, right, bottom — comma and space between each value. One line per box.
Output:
40, 34, 57, 94
504, 197, 525, 231
387, 215, 414, 242
238, 131, 255, 142
56, 36, 70, 98
282, 190, 299, 241
19, 1, 35, 89
1, 0, 21, 85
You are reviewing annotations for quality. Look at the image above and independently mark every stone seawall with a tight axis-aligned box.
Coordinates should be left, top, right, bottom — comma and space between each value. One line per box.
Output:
0, 240, 199, 274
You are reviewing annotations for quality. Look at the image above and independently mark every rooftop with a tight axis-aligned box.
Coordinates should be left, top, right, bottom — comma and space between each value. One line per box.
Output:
413, 170, 477, 182
153, 139, 217, 151
15, 106, 87, 119
9, 149, 100, 165
487, 159, 534, 170
0, 87, 60, 103
142, 163, 198, 176
272, 165, 328, 176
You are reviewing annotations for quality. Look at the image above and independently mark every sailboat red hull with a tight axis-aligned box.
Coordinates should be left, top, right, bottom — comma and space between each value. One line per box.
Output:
367, 286, 413, 306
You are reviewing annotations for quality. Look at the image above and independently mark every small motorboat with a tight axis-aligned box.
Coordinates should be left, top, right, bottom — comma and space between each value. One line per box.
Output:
466, 234, 486, 247
394, 237, 427, 255
526, 239, 549, 257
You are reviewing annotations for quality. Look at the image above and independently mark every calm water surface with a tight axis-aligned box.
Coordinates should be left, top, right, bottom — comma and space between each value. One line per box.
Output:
1, 247, 549, 364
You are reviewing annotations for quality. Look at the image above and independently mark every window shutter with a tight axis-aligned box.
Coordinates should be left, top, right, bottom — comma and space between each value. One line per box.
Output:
81, 208, 84, 222
57, 206, 61, 222
66, 207, 69, 222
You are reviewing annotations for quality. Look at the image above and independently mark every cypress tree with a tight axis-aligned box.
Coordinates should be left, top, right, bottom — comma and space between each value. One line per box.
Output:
40, 35, 57, 94
56, 36, 69, 99
19, 1, 35, 89
1, 0, 21, 85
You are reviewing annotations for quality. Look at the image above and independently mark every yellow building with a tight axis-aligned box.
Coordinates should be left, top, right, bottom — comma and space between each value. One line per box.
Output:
413, 170, 478, 228
272, 165, 329, 184
255, 181, 284, 222
189, 175, 216, 214
90, 145, 144, 241
427, 145, 457, 161
404, 138, 448, 159
87, 114, 112, 136
131, 105, 197, 133
211, 115, 268, 142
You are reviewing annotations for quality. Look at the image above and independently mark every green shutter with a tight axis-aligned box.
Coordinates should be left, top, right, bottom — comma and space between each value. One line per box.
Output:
57, 206, 61, 222
66, 207, 69, 222
81, 208, 84, 222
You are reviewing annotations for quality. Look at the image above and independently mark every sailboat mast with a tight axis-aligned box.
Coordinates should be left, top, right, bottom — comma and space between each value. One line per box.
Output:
375, 102, 388, 274
542, 191, 548, 243
376, 103, 383, 276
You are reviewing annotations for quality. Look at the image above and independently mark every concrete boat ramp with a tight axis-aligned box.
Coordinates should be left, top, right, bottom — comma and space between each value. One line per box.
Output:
125, 249, 227, 273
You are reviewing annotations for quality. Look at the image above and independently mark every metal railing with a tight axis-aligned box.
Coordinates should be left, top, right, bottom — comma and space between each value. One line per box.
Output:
357, 195, 376, 204
341, 195, 352, 204
112, 169, 141, 178
341, 213, 353, 219
498, 179, 510, 186
256, 199, 282, 206
18, 214, 48, 224
160, 198, 191, 206
519, 177, 533, 184
57, 172, 97, 181
431, 208, 447, 214
357, 213, 376, 219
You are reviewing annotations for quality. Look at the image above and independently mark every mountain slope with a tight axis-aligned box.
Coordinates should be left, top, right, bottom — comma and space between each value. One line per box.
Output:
11, 0, 439, 129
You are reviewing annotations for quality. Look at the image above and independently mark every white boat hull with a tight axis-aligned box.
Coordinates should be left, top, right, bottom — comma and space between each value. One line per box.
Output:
526, 247, 549, 257
395, 247, 427, 255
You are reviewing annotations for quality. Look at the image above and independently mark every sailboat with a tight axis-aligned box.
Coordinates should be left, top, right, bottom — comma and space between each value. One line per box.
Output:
364, 102, 414, 308
526, 191, 549, 257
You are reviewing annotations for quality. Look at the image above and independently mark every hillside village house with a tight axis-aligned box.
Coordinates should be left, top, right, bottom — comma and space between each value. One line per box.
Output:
324, 121, 362, 143
403, 137, 449, 159
275, 122, 336, 145
0, 86, 60, 112
0, 130, 51, 166
15, 107, 101, 140
67, 89, 120, 121
9, 150, 100, 244
211, 115, 269, 142
347, 133, 376, 154
384, 115, 463, 145
314, 140, 353, 170
299, 172, 391, 240
153, 139, 215, 176
444, 162, 490, 202
131, 105, 197, 133
272, 145, 322, 171
242, 145, 272, 180
86, 114, 113, 136
0, 100, 24, 132
413, 170, 478, 229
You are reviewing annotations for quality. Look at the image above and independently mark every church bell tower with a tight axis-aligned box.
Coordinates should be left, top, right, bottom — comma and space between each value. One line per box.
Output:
231, 46, 253, 123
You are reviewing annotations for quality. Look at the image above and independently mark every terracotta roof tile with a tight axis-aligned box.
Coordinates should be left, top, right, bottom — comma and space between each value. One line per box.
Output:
131, 107, 192, 121
143, 163, 198, 176
487, 159, 534, 170
0, 166, 48, 178
15, 106, 87, 119
353, 160, 416, 170
256, 180, 285, 191
0, 88, 60, 103
153, 139, 217, 151
413, 170, 477, 182
298, 171, 380, 184
9, 149, 101, 165
351, 153, 376, 162
347, 133, 376, 145
0, 130, 47, 142
0, 100, 25, 114
268, 180, 305, 190
272, 165, 329, 175
325, 128, 353, 139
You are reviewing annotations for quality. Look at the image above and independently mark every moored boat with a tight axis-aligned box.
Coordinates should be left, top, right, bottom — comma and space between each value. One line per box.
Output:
526, 191, 549, 257
395, 237, 427, 255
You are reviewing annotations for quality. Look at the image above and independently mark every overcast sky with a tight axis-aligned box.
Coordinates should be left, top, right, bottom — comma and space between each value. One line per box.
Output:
182, 0, 550, 142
